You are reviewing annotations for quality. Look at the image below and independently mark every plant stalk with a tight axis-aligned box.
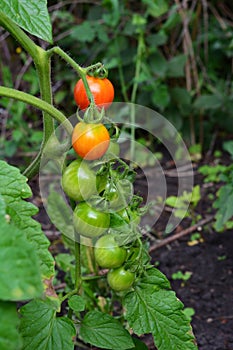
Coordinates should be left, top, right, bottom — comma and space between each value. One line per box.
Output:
130, 31, 145, 162
47, 46, 98, 106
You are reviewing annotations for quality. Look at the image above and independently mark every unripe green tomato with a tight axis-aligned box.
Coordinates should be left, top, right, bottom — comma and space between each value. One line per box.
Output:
61, 159, 105, 202
94, 234, 127, 268
107, 266, 135, 292
73, 202, 110, 238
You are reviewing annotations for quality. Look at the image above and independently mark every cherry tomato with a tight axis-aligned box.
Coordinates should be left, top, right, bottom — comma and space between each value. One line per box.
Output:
107, 266, 135, 292
74, 76, 114, 110
62, 159, 105, 202
73, 202, 110, 238
94, 234, 127, 269
72, 122, 110, 160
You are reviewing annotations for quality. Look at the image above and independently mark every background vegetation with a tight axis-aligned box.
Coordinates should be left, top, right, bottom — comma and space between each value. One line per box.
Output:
0, 1, 233, 349
1, 0, 233, 159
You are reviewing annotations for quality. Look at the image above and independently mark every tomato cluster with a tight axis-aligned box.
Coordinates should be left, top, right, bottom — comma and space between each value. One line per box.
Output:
61, 74, 142, 292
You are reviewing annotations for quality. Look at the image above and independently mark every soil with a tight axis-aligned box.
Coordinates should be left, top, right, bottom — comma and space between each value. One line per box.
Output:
152, 230, 233, 350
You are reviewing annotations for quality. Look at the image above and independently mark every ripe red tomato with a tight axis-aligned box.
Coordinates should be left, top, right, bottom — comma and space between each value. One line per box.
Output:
74, 76, 114, 110
72, 122, 110, 160
94, 234, 127, 269
107, 266, 135, 292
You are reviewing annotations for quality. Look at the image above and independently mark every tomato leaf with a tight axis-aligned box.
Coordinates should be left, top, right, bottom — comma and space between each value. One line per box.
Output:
123, 267, 198, 350
47, 190, 74, 241
0, 161, 54, 283
0, 218, 43, 301
139, 267, 171, 291
0, 301, 22, 350
0, 160, 31, 200
79, 310, 134, 349
1, 0, 53, 43
19, 299, 75, 350
68, 295, 86, 312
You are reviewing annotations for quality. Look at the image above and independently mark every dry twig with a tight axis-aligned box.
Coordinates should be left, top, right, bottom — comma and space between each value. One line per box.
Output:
149, 215, 214, 252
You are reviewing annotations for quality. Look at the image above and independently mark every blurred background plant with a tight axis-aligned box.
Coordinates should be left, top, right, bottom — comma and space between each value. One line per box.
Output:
1, 0, 233, 160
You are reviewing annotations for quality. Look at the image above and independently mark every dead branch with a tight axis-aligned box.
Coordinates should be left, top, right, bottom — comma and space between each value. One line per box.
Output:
149, 215, 214, 252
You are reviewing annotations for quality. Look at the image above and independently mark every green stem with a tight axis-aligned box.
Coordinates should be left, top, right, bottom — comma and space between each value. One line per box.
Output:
48, 46, 96, 105
130, 32, 145, 162
115, 40, 129, 102
0, 87, 73, 135
25, 49, 55, 179
60, 289, 79, 303
74, 238, 82, 292
0, 13, 55, 179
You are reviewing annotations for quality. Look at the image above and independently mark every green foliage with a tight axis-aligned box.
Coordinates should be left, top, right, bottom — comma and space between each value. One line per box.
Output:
19, 299, 76, 350
48, 0, 233, 147
1, 0, 52, 42
199, 141, 233, 231
68, 295, 86, 312
79, 310, 134, 349
172, 271, 192, 281
0, 217, 43, 301
213, 169, 233, 231
165, 185, 201, 219
0, 161, 56, 349
124, 268, 197, 350
0, 301, 22, 350
5, 1, 233, 349
198, 164, 228, 183
1, 0, 233, 159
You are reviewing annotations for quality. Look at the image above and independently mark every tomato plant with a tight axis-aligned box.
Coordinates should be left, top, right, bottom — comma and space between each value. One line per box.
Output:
61, 159, 105, 201
72, 122, 110, 160
73, 202, 110, 238
110, 208, 141, 228
107, 266, 135, 292
105, 140, 120, 158
0, 3, 199, 349
103, 179, 133, 211
74, 76, 114, 110
94, 234, 127, 268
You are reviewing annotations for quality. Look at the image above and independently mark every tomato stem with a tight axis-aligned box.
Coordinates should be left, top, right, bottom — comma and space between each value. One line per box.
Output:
130, 31, 145, 163
0, 14, 57, 179
74, 238, 82, 292
47, 46, 97, 105
0, 87, 73, 135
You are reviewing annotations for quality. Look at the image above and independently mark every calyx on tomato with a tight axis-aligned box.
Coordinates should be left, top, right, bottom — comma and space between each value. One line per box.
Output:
94, 234, 127, 269
73, 202, 110, 238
